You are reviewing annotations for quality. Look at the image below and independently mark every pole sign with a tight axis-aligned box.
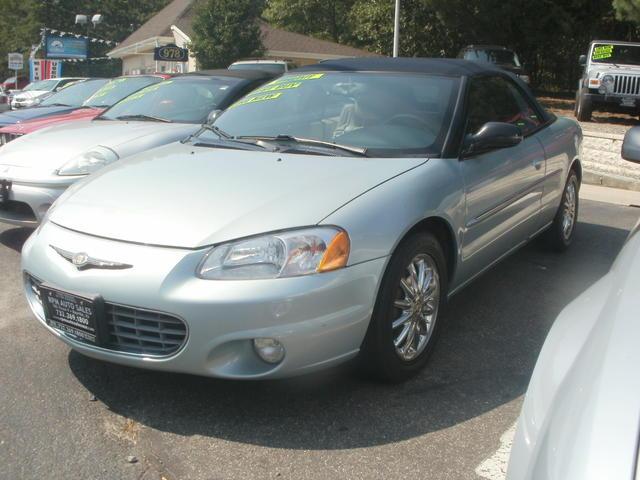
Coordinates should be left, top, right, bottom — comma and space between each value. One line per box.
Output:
45, 35, 88, 59
8, 53, 23, 70
154, 44, 189, 62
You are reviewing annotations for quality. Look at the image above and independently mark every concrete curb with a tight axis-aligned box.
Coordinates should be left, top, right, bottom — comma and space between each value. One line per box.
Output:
582, 129, 640, 192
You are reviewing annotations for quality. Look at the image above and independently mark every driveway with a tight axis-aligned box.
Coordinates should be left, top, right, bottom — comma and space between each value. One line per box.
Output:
1, 198, 638, 480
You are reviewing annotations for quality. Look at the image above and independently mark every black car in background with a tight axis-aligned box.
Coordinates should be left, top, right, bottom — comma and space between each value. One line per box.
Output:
458, 45, 530, 83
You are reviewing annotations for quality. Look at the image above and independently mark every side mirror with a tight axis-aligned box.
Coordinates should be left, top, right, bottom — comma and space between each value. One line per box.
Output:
207, 109, 223, 124
622, 126, 640, 163
463, 122, 523, 157
578, 54, 587, 66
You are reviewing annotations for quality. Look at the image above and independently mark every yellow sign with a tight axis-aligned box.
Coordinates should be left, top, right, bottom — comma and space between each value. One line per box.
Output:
592, 45, 614, 60
229, 92, 283, 108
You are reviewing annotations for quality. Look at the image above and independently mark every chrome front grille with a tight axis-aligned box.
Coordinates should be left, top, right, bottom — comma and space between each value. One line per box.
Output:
26, 274, 187, 357
613, 75, 640, 95
106, 304, 187, 356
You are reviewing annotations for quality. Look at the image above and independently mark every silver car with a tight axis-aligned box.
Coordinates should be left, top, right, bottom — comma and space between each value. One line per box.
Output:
507, 127, 640, 480
10, 77, 86, 109
0, 70, 275, 227
21, 58, 582, 381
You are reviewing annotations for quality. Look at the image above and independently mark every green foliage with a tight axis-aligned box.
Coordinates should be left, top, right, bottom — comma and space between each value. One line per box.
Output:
613, 0, 640, 22
0, 0, 169, 80
191, 0, 265, 69
265, 0, 638, 91
264, 0, 357, 43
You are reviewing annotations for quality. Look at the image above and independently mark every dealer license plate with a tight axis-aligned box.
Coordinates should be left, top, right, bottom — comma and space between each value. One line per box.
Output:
41, 286, 102, 345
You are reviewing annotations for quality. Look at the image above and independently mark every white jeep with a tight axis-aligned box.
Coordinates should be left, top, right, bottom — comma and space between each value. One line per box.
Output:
575, 40, 640, 121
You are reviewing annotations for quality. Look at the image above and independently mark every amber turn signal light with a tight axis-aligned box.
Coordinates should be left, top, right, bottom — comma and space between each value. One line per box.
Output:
317, 230, 350, 272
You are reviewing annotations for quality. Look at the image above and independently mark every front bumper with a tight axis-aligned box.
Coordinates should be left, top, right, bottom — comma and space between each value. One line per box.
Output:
0, 177, 74, 227
22, 221, 386, 379
585, 91, 640, 109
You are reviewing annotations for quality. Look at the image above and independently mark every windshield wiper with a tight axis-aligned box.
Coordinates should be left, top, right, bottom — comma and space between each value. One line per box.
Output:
238, 134, 368, 157
201, 123, 233, 139
190, 124, 271, 151
115, 114, 171, 123
43, 103, 71, 107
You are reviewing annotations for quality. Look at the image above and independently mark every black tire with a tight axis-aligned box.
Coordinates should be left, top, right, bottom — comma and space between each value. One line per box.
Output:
358, 232, 448, 382
575, 89, 592, 122
542, 170, 580, 252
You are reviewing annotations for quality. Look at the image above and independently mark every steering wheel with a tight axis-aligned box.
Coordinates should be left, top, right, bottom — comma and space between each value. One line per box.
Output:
384, 114, 438, 135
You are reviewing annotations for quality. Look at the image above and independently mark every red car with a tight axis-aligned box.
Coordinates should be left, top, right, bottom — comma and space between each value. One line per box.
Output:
0, 75, 169, 143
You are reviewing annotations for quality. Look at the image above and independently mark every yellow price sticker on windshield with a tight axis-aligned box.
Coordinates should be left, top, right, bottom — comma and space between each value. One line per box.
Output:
592, 45, 614, 60
116, 81, 172, 104
253, 81, 302, 94
229, 92, 282, 108
266, 73, 324, 86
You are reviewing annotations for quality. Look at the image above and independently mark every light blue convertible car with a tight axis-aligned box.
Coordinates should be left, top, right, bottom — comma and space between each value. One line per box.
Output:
20, 58, 582, 381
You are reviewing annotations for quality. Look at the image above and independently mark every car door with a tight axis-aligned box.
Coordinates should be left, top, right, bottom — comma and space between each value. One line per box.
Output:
459, 75, 546, 277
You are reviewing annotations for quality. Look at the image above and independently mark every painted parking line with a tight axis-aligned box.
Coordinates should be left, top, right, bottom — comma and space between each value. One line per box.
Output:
475, 423, 516, 480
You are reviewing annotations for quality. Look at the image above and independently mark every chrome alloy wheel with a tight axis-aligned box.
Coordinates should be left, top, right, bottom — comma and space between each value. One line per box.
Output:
392, 253, 440, 362
562, 181, 577, 240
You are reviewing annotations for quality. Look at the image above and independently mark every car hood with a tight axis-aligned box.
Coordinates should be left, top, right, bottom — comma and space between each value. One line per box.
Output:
50, 142, 426, 248
0, 105, 71, 125
13, 90, 47, 100
0, 108, 104, 135
0, 120, 188, 173
589, 64, 640, 76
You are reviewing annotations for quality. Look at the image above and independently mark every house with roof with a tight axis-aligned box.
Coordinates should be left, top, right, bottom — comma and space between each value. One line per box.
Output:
107, 0, 376, 75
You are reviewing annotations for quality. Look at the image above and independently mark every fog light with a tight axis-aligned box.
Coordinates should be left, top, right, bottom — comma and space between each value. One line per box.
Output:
253, 338, 285, 364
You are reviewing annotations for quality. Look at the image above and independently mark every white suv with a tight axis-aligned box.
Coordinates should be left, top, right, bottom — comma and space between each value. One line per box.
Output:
228, 59, 296, 75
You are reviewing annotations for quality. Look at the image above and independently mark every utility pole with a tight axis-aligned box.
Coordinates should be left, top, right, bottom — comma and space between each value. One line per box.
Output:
393, 0, 400, 57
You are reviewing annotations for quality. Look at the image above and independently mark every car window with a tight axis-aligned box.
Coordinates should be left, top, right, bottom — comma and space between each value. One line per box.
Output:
101, 77, 243, 123
40, 79, 109, 107
465, 49, 521, 67
204, 71, 460, 156
82, 76, 163, 108
23, 79, 59, 91
229, 63, 286, 74
465, 76, 542, 136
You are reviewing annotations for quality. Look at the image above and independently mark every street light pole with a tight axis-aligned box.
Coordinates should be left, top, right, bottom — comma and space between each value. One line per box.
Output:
393, 0, 400, 57
75, 13, 102, 76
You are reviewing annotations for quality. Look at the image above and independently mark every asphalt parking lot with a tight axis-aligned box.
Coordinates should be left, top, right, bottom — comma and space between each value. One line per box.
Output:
1, 197, 638, 480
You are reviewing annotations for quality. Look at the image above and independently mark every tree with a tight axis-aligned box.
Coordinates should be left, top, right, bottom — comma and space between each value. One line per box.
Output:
613, 0, 640, 23
191, 0, 265, 69
0, 0, 169, 79
264, 0, 357, 43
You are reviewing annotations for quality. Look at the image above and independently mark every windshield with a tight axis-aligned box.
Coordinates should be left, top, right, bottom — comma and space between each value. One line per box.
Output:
40, 79, 108, 107
100, 77, 242, 123
24, 79, 59, 92
200, 72, 459, 156
465, 49, 521, 67
82, 76, 163, 108
229, 63, 286, 74
591, 43, 640, 66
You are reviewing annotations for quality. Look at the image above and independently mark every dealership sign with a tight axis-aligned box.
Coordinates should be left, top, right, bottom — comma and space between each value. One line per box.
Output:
45, 35, 88, 59
8, 53, 23, 70
154, 45, 189, 62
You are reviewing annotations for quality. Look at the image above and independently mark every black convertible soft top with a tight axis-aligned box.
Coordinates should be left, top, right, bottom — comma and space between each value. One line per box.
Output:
296, 57, 507, 77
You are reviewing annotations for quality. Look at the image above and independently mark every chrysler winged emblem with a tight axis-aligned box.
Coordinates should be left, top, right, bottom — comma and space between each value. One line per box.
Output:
50, 245, 133, 271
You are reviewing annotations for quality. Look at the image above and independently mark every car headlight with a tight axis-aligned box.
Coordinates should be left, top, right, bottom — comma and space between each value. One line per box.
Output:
57, 146, 119, 176
602, 74, 614, 85
198, 227, 350, 280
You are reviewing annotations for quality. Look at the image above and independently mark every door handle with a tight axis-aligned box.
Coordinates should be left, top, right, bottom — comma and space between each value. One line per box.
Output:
533, 158, 543, 170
